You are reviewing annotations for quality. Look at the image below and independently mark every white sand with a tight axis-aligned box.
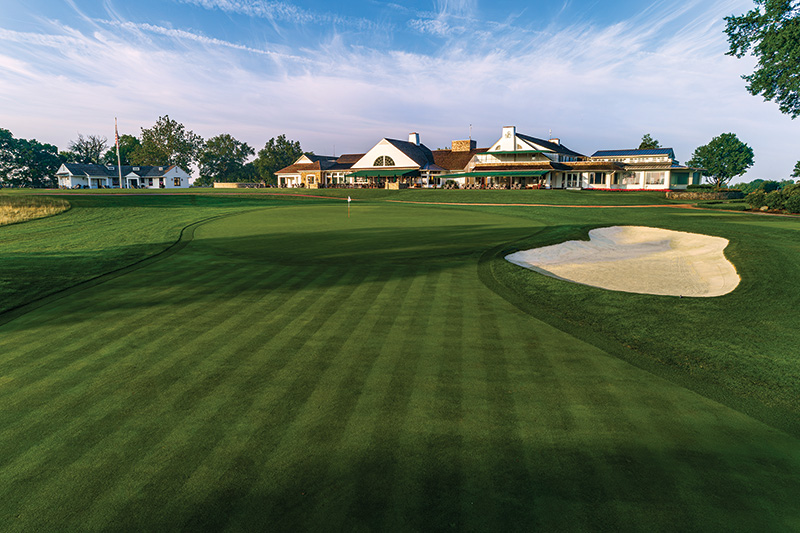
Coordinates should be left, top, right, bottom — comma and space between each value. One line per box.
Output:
505, 226, 740, 297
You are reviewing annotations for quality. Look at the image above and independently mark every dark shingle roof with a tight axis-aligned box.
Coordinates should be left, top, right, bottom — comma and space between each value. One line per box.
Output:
59, 163, 178, 177
433, 148, 488, 171
384, 139, 435, 167
516, 133, 585, 158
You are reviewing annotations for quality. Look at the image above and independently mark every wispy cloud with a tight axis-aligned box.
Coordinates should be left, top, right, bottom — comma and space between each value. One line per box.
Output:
178, 0, 383, 32
0, 0, 794, 179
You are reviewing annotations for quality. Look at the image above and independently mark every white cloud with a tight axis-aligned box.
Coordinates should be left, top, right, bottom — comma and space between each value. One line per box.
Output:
0, 0, 795, 180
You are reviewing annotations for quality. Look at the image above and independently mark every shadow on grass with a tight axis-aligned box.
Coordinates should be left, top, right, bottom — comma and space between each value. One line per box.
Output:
107, 439, 799, 532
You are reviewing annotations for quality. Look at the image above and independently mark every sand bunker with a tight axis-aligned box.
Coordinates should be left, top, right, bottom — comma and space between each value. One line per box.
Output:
506, 226, 739, 297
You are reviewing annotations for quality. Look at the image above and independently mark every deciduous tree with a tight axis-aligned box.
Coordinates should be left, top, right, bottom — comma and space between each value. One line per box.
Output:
130, 115, 203, 172
725, 0, 800, 118
0, 128, 60, 188
102, 134, 141, 166
792, 160, 800, 178
688, 133, 755, 188
67, 134, 108, 164
253, 134, 306, 186
196, 134, 254, 186
638, 134, 661, 150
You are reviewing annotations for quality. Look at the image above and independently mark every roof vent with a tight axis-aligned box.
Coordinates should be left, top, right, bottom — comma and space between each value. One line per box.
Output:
133, 167, 140, 171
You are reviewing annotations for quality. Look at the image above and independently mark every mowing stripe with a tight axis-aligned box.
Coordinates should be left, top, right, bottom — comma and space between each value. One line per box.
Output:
0, 264, 296, 509
92, 265, 371, 529
0, 263, 336, 529
291, 264, 429, 530
221, 267, 402, 530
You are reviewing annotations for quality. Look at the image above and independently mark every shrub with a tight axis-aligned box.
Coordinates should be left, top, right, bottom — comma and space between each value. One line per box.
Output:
785, 194, 800, 214
761, 180, 780, 192
765, 190, 786, 210
687, 184, 716, 191
746, 190, 767, 209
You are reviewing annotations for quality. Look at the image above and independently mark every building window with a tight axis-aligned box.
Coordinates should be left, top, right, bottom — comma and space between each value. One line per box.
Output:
590, 172, 605, 185
374, 156, 395, 166
622, 172, 638, 185
645, 171, 666, 185
173, 177, 181, 186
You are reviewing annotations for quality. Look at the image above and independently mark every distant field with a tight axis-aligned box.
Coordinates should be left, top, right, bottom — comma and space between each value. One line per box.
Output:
13, 186, 680, 205
0, 194, 798, 530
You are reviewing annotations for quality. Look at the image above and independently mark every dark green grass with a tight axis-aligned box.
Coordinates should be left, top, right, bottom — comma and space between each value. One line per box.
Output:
471, 204, 800, 434
1, 202, 799, 530
0, 194, 329, 314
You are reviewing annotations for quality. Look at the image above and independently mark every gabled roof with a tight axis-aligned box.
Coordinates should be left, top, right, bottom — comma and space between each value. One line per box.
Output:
384, 138, 436, 167
516, 133, 585, 158
327, 153, 365, 171
591, 148, 675, 158
58, 163, 179, 178
433, 148, 488, 171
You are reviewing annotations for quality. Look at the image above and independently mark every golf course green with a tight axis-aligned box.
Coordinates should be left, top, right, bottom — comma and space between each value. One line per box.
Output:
1, 191, 798, 531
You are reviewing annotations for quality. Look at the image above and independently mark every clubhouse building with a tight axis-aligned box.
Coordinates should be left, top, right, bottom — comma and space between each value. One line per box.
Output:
276, 126, 702, 190
55, 163, 191, 189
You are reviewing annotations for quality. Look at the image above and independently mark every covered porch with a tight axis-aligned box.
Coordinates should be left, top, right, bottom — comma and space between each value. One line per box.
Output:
347, 168, 419, 189
438, 170, 549, 189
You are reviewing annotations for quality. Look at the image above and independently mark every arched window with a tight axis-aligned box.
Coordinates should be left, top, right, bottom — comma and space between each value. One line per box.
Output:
373, 155, 395, 166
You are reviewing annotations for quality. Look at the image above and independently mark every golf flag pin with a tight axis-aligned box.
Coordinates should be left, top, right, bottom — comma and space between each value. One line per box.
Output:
347, 196, 351, 217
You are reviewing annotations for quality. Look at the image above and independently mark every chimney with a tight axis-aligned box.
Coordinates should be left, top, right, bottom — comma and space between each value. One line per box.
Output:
409, 132, 420, 146
451, 139, 477, 152
549, 138, 561, 145
502, 126, 516, 141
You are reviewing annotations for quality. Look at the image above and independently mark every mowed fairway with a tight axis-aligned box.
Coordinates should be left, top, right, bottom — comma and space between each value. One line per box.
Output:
1, 200, 799, 531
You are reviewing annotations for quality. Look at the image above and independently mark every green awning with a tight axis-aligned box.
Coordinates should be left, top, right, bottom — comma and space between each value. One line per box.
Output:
347, 169, 418, 178
438, 170, 550, 179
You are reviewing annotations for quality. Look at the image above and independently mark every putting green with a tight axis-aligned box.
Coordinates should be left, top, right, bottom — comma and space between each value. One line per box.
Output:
0, 202, 798, 531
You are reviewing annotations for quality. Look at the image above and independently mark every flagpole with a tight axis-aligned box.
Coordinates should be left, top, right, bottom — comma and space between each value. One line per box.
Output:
115, 118, 123, 189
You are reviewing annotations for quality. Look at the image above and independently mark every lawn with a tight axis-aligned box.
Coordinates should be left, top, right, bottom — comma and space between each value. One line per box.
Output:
0, 194, 798, 531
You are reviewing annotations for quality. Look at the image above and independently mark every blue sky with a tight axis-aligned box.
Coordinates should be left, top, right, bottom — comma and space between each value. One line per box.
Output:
0, 0, 796, 180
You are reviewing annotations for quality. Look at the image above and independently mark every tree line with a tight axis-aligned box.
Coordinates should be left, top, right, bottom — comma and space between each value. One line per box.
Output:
1, 115, 307, 188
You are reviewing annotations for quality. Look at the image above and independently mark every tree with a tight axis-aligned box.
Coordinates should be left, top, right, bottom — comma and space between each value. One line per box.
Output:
130, 115, 203, 172
725, 1, 800, 118
0, 128, 60, 188
638, 134, 661, 150
59, 151, 80, 164
102, 134, 141, 165
793, 160, 800, 178
688, 133, 755, 188
195, 134, 255, 186
67, 134, 108, 164
253, 135, 305, 186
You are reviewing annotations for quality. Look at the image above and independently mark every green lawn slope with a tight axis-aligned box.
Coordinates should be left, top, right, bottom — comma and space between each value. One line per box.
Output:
0, 198, 799, 530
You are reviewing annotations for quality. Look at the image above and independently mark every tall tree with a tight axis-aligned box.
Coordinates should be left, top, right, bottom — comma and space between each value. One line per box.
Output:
688, 133, 755, 188
638, 134, 662, 150
793, 160, 800, 178
725, 1, 800, 118
67, 134, 108, 164
0, 128, 60, 188
130, 115, 203, 171
253, 135, 305, 186
102, 134, 141, 165
196, 134, 255, 186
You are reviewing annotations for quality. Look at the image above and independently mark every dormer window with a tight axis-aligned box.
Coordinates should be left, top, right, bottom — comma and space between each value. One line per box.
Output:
373, 156, 395, 166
